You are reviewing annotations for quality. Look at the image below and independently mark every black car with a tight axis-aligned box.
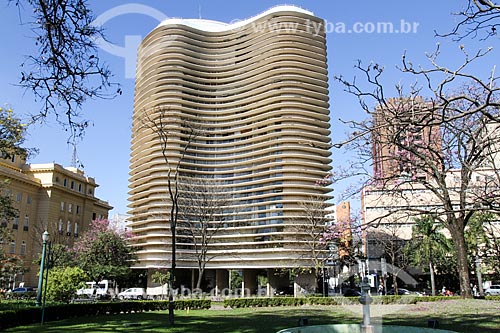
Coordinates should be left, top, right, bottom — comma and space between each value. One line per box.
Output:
7, 287, 36, 299
274, 286, 294, 296
386, 288, 411, 295
343, 288, 362, 297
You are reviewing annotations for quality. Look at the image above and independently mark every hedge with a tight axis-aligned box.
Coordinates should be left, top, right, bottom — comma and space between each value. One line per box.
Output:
0, 299, 211, 330
223, 295, 460, 308
485, 295, 500, 301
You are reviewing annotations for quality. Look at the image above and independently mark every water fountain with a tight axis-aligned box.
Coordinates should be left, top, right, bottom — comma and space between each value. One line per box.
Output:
276, 277, 458, 333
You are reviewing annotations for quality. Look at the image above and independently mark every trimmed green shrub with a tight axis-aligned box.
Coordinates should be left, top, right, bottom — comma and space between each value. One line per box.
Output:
0, 299, 211, 330
485, 295, 500, 301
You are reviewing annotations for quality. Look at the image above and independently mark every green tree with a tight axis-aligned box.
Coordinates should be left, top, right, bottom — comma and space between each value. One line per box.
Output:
45, 266, 88, 303
0, 106, 28, 160
0, 106, 29, 288
73, 219, 136, 284
465, 212, 500, 284
406, 215, 452, 296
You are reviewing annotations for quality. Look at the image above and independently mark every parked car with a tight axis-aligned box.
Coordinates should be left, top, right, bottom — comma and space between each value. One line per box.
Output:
386, 288, 411, 295
118, 288, 147, 300
76, 280, 110, 299
274, 286, 294, 296
7, 287, 36, 299
485, 285, 500, 296
342, 288, 361, 297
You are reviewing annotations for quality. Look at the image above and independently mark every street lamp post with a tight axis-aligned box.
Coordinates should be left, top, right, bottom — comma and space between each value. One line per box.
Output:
35, 231, 49, 307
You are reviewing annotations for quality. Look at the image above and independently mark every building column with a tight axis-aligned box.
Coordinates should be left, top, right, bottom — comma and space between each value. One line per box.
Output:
215, 269, 229, 297
242, 269, 257, 297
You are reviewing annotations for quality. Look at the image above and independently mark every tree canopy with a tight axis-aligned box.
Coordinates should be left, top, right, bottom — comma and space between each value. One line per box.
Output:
73, 219, 135, 284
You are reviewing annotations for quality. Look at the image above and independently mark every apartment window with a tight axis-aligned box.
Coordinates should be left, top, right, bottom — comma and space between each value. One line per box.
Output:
60, 202, 65, 211
70, 181, 75, 190
55, 176, 59, 183
16, 193, 22, 202
23, 215, 29, 231
9, 241, 15, 254
20, 241, 26, 256
68, 203, 73, 213
74, 222, 79, 238
78, 184, 82, 192
58, 219, 63, 235
12, 217, 18, 230
63, 178, 67, 187
76, 205, 81, 215
66, 221, 71, 236
27, 195, 32, 204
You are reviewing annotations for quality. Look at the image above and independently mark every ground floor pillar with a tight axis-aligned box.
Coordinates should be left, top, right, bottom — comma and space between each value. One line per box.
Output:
242, 269, 257, 297
215, 269, 229, 297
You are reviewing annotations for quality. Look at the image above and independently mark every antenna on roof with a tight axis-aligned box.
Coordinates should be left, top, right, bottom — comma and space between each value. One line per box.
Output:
70, 142, 83, 169
70, 144, 77, 168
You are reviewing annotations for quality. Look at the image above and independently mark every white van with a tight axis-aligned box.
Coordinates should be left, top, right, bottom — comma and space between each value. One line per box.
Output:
76, 280, 109, 298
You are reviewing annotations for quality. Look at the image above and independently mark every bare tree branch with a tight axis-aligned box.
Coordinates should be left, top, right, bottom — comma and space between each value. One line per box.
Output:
11, 0, 120, 141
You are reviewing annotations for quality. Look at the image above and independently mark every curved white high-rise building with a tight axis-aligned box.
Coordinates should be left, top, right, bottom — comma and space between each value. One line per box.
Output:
129, 5, 332, 292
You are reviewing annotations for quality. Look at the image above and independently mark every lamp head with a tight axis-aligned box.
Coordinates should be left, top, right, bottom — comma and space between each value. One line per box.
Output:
42, 231, 50, 242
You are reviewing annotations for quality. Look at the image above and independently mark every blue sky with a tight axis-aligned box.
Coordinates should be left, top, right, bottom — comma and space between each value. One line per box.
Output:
0, 1, 498, 215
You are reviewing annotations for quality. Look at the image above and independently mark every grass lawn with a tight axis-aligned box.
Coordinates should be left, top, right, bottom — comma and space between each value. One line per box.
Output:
3, 299, 500, 333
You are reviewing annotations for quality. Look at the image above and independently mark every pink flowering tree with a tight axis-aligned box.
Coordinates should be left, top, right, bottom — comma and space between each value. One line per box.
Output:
73, 219, 136, 285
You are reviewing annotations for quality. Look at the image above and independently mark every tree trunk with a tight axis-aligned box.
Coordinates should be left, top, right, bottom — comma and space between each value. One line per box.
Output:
391, 254, 398, 294
449, 226, 472, 298
429, 261, 436, 296
196, 266, 204, 290
168, 209, 176, 326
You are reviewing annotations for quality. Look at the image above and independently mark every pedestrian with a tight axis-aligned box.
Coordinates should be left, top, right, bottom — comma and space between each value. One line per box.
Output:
378, 284, 384, 296
473, 284, 478, 296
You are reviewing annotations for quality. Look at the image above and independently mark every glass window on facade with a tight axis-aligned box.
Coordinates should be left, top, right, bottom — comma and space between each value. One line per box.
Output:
9, 241, 15, 254
23, 215, 29, 231
20, 241, 26, 255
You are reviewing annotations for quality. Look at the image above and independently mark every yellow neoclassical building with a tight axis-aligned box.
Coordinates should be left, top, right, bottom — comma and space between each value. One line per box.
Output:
129, 6, 332, 294
0, 155, 112, 287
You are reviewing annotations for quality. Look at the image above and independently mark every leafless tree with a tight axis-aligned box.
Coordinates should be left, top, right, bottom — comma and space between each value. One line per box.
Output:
177, 176, 230, 290
372, 224, 410, 295
292, 194, 331, 292
335, 86, 500, 297
10, 0, 120, 141
137, 106, 200, 325
440, 0, 500, 40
